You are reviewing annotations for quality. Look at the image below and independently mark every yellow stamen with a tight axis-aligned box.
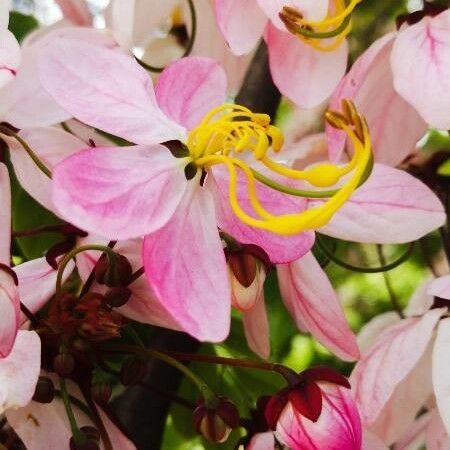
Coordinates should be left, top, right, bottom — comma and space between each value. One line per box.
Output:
187, 101, 372, 236
280, 0, 362, 52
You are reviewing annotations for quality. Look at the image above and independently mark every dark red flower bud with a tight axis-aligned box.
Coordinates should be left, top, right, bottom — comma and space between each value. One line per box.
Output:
79, 426, 100, 442
95, 254, 133, 287
104, 286, 132, 308
53, 353, 75, 377
32, 376, 55, 403
91, 383, 112, 406
69, 438, 100, 450
70, 427, 100, 450
265, 366, 351, 429
193, 396, 239, 443
120, 357, 148, 386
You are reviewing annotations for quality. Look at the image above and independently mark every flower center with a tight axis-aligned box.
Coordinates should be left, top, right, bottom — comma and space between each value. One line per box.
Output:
186, 101, 372, 236
279, 0, 363, 52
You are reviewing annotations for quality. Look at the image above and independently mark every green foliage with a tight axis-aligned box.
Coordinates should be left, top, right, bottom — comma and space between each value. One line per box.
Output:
8, 11, 38, 43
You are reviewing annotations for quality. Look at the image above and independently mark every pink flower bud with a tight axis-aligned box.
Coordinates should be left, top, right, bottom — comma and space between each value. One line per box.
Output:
265, 367, 361, 449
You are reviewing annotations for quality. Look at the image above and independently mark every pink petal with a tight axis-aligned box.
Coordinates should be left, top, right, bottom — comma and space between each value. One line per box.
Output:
213, 0, 266, 55
14, 257, 74, 324
428, 275, 450, 300
0, 163, 11, 265
8, 127, 86, 212
52, 145, 188, 240
0, 0, 10, 28
242, 292, 270, 359
0, 270, 19, 358
189, 0, 254, 95
55, 0, 92, 26
357, 312, 401, 354
369, 347, 433, 445
267, 23, 347, 109
7, 387, 136, 449
0, 330, 40, 413
362, 430, 389, 450
433, 318, 450, 437
257, 0, 328, 28
247, 431, 276, 450
155, 56, 227, 130
328, 33, 427, 166
277, 252, 360, 361
39, 38, 185, 144
1, 46, 70, 128
351, 309, 445, 428
391, 10, 450, 129
143, 185, 231, 342
311, 163, 445, 243
276, 385, 362, 450
394, 412, 431, 450
208, 165, 314, 264
426, 409, 450, 450
0, 29, 20, 89
107, 0, 179, 48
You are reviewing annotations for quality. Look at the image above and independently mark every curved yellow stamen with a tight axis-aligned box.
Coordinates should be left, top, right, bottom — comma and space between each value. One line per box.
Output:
302, 0, 362, 29
187, 101, 372, 235
281, 0, 361, 52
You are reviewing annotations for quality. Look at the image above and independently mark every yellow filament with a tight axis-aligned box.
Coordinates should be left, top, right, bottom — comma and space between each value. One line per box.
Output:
301, 0, 362, 29
286, 0, 361, 52
187, 102, 372, 235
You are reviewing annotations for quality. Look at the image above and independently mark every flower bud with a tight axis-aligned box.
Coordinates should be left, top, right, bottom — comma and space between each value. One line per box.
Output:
120, 357, 148, 386
264, 367, 361, 449
70, 427, 100, 450
95, 254, 133, 287
104, 286, 132, 308
32, 376, 55, 404
91, 383, 112, 406
193, 396, 240, 443
53, 353, 75, 377
227, 252, 266, 311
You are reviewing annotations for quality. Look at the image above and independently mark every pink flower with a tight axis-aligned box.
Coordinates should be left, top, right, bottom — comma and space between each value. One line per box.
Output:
328, 5, 450, 165
213, 132, 444, 360
39, 40, 316, 343
350, 276, 450, 446
264, 367, 362, 450
213, 0, 352, 108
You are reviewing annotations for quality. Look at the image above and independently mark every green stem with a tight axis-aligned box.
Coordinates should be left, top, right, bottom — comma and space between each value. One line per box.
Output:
54, 389, 93, 420
102, 344, 217, 406
0, 127, 52, 179
56, 244, 117, 295
315, 235, 415, 273
376, 244, 405, 319
59, 377, 83, 443
135, 0, 197, 73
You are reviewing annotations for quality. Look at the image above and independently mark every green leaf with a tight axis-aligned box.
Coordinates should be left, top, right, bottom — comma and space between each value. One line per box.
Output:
438, 158, 450, 176
8, 11, 39, 43
13, 188, 63, 260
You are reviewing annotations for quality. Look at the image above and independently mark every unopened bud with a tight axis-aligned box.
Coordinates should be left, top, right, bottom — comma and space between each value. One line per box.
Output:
104, 287, 132, 308
120, 357, 148, 386
227, 252, 266, 311
69, 438, 100, 450
70, 426, 100, 450
193, 396, 240, 443
95, 254, 133, 287
91, 383, 112, 406
53, 353, 75, 377
32, 376, 55, 403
